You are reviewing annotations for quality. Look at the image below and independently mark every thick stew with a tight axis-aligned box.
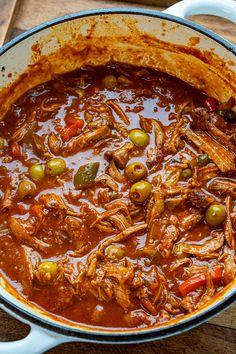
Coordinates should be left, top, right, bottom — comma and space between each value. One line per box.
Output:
0, 64, 235, 329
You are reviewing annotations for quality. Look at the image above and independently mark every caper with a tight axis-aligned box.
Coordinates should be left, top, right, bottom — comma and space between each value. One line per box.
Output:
105, 245, 124, 260
29, 164, 45, 182
197, 153, 209, 166
130, 180, 152, 203
102, 75, 117, 89
18, 180, 37, 199
46, 158, 66, 176
182, 168, 192, 179
0, 137, 7, 150
205, 204, 226, 227
125, 162, 147, 181
38, 261, 58, 277
129, 129, 149, 147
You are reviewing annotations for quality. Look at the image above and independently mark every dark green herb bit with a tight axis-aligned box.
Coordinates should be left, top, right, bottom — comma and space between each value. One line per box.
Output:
226, 111, 235, 120
74, 162, 99, 189
218, 109, 235, 121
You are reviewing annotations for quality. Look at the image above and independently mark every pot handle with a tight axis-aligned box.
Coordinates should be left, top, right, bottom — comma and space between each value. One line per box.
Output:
0, 325, 69, 354
163, 0, 236, 23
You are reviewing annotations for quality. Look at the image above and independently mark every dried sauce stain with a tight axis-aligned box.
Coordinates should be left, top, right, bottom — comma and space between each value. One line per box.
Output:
31, 42, 42, 62
228, 60, 235, 66
188, 36, 200, 47
1, 14, 236, 120
161, 21, 166, 37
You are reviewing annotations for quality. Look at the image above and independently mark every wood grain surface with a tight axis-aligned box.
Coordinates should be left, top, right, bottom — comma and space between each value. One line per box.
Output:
6, 0, 236, 45
0, 307, 235, 354
124, 0, 178, 5
0, 0, 236, 353
0, 0, 20, 45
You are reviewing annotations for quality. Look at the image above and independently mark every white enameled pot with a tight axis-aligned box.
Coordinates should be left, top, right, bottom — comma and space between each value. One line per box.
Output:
0, 0, 236, 353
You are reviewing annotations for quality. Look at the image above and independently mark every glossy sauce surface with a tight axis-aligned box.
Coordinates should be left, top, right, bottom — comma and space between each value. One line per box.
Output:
0, 64, 235, 329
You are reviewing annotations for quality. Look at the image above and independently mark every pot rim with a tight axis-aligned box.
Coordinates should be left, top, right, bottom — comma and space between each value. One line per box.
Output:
1, 7, 236, 56
0, 7, 235, 343
1, 285, 235, 343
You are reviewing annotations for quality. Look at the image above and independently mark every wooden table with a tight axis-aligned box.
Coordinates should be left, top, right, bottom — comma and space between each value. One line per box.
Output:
0, 1, 235, 353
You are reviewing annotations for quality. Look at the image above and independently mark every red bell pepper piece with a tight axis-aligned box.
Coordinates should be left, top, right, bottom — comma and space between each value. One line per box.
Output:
205, 97, 218, 112
61, 117, 84, 142
10, 142, 21, 157
16, 204, 27, 214
31, 204, 44, 219
66, 116, 84, 128
179, 267, 222, 297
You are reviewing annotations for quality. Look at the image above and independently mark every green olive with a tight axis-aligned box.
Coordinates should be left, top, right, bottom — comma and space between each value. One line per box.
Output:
105, 245, 125, 260
46, 158, 66, 176
141, 245, 157, 258
129, 129, 149, 147
109, 191, 118, 200
197, 153, 209, 166
102, 75, 117, 89
0, 137, 7, 150
29, 164, 45, 182
125, 162, 147, 181
130, 180, 152, 203
38, 261, 58, 277
182, 168, 192, 179
205, 204, 226, 227
140, 246, 160, 264
18, 180, 37, 199
74, 162, 99, 189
